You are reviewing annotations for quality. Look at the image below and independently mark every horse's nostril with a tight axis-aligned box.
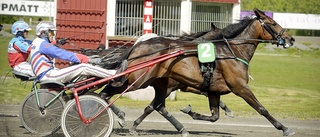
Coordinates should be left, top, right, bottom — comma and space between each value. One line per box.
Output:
291, 37, 295, 42
290, 37, 295, 45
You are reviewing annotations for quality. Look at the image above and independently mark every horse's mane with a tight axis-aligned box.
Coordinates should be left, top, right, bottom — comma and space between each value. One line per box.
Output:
178, 30, 211, 41
214, 17, 255, 39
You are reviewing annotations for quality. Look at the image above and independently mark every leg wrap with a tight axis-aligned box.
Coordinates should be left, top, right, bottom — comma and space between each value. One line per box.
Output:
158, 107, 184, 132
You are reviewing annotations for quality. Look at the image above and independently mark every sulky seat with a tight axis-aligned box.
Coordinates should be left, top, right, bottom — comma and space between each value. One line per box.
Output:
12, 70, 36, 81
40, 80, 66, 89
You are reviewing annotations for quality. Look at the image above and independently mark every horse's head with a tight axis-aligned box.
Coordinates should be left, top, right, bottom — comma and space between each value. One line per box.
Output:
254, 8, 295, 48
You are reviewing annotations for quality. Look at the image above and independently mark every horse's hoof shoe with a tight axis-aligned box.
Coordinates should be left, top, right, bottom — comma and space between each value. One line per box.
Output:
118, 120, 125, 128
181, 129, 189, 137
225, 111, 234, 118
129, 130, 138, 135
283, 128, 295, 136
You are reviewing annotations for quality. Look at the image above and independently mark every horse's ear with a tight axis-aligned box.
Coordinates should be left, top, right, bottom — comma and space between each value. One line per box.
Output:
211, 23, 216, 30
253, 8, 266, 19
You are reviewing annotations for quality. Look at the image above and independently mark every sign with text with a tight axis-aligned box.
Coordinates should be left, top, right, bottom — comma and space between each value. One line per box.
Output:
143, 0, 152, 34
241, 10, 273, 19
273, 13, 320, 30
1, 0, 55, 17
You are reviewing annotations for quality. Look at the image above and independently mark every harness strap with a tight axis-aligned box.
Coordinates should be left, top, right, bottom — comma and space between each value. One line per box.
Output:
223, 37, 249, 66
236, 58, 249, 66
223, 37, 236, 57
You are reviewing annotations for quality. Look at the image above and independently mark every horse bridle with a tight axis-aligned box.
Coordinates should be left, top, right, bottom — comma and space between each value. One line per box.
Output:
259, 19, 286, 46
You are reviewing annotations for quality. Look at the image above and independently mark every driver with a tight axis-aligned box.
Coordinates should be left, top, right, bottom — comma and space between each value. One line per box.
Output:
8, 21, 35, 76
30, 21, 116, 83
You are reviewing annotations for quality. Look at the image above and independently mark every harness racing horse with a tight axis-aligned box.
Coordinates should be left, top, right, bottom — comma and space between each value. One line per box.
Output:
128, 23, 237, 133
82, 23, 234, 128
100, 8, 295, 136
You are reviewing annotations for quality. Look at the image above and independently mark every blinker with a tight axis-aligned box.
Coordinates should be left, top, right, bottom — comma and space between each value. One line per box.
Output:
278, 38, 285, 45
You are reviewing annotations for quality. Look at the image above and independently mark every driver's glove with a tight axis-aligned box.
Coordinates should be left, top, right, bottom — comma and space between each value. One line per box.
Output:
88, 55, 101, 64
57, 38, 67, 45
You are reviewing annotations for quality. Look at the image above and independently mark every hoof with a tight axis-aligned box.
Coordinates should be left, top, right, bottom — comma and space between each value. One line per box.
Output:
118, 119, 125, 128
117, 112, 126, 128
283, 128, 295, 136
180, 105, 192, 114
225, 111, 234, 118
181, 129, 189, 137
129, 130, 138, 136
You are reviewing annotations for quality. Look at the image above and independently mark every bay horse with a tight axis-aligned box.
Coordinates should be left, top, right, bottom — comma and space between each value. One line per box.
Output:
82, 23, 234, 128
100, 8, 295, 136
128, 23, 236, 133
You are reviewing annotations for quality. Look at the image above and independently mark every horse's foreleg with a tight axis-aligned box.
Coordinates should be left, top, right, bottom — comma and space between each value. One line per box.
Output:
181, 94, 220, 122
233, 86, 295, 136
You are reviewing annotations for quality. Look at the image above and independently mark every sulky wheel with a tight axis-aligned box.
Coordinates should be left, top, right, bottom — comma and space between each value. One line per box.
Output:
61, 95, 114, 137
19, 89, 65, 136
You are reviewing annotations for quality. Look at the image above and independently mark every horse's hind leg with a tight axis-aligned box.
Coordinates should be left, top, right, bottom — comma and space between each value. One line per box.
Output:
130, 80, 178, 134
109, 104, 126, 127
219, 101, 234, 118
157, 106, 188, 137
129, 104, 155, 134
99, 90, 126, 127
152, 79, 188, 137
183, 86, 233, 117
233, 86, 295, 136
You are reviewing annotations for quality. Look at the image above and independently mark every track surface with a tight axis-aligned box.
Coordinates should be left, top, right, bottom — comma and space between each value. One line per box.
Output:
0, 105, 319, 137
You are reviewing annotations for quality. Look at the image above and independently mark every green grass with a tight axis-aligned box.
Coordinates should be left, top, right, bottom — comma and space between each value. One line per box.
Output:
0, 36, 319, 120
0, 36, 11, 73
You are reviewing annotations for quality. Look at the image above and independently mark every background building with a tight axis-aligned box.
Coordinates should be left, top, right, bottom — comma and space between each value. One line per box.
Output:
54, 0, 240, 67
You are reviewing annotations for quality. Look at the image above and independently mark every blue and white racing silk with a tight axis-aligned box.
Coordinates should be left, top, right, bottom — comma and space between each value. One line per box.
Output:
30, 37, 89, 80
30, 38, 116, 83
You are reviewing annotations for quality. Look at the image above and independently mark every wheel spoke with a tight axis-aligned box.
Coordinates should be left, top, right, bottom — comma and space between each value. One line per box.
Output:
20, 91, 64, 135
61, 95, 114, 137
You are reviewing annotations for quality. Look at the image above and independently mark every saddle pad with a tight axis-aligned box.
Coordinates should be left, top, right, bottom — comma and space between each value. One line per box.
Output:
197, 43, 216, 63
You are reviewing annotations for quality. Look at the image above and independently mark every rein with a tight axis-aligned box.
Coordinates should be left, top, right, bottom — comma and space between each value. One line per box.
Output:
88, 18, 282, 67
112, 37, 277, 66
194, 38, 277, 44
127, 47, 171, 61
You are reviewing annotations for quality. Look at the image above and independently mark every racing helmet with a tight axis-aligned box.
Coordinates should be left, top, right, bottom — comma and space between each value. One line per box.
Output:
11, 21, 32, 35
36, 21, 57, 36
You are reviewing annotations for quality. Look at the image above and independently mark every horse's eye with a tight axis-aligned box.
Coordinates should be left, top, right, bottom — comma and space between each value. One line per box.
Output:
272, 22, 277, 26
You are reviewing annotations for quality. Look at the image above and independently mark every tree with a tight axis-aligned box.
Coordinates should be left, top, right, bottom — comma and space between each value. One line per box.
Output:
241, 0, 320, 14
241, 0, 320, 36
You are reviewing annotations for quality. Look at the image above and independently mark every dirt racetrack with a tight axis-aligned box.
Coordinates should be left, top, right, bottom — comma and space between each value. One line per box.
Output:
0, 105, 319, 137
